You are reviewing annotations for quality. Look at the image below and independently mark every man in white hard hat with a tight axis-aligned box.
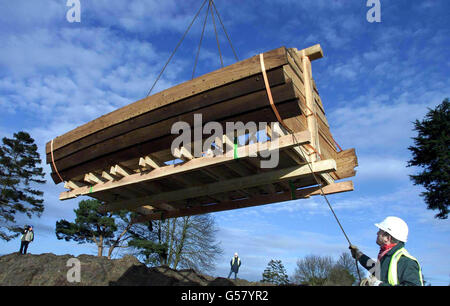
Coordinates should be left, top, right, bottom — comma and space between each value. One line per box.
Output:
227, 252, 241, 280
349, 216, 424, 286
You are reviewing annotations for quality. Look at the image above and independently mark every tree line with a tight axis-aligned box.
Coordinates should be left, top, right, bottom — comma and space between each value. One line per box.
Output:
261, 253, 363, 286
55, 199, 223, 273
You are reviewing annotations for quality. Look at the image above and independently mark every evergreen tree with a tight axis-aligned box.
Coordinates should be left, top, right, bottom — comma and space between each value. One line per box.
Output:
261, 259, 289, 285
127, 221, 168, 266
407, 98, 449, 219
55, 199, 153, 258
56, 199, 117, 257
0, 131, 45, 241
56, 199, 170, 261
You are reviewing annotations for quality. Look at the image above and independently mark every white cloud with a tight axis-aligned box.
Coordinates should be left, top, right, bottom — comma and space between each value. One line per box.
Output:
328, 96, 444, 154
356, 156, 409, 181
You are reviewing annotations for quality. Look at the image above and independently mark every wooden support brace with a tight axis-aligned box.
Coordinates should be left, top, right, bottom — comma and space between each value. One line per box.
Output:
111, 165, 133, 178
99, 158, 337, 213
296, 44, 324, 61
84, 172, 105, 185
132, 181, 354, 222
172, 146, 194, 161
60, 131, 312, 201
134, 205, 155, 215
102, 171, 118, 181
139, 155, 164, 170
64, 180, 85, 190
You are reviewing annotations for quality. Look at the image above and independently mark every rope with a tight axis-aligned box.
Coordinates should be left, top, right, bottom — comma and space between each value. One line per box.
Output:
146, 0, 239, 96
210, 1, 224, 68
259, 53, 362, 282
211, 0, 239, 62
50, 139, 65, 184
192, 0, 211, 79
146, 0, 209, 97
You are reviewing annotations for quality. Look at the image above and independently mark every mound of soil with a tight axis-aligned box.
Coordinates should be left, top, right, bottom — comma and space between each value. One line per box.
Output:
0, 253, 268, 286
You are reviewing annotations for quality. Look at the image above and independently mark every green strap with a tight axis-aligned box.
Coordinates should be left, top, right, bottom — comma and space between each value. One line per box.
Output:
289, 181, 296, 200
89, 186, 93, 193
233, 137, 239, 159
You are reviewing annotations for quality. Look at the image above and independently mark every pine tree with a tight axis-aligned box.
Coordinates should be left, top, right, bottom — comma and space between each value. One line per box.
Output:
261, 259, 289, 285
407, 98, 449, 219
127, 221, 168, 266
56, 199, 117, 257
56, 199, 168, 260
0, 131, 46, 241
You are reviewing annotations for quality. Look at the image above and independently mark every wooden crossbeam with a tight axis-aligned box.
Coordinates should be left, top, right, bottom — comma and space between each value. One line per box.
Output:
110, 164, 133, 177
60, 131, 311, 200
64, 180, 85, 190
296, 44, 324, 61
135, 205, 155, 215
101, 171, 118, 181
84, 172, 104, 185
272, 122, 334, 185
139, 155, 164, 170
172, 146, 194, 161
47, 47, 289, 155
132, 181, 353, 222
99, 159, 337, 213
133, 203, 177, 215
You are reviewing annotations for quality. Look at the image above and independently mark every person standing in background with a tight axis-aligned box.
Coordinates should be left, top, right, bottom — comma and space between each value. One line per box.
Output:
19, 225, 34, 255
227, 252, 241, 280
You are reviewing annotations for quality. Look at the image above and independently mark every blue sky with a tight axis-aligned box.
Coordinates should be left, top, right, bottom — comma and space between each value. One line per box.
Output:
0, 0, 449, 285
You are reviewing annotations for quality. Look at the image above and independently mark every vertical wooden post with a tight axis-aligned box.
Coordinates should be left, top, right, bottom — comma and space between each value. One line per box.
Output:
301, 50, 320, 161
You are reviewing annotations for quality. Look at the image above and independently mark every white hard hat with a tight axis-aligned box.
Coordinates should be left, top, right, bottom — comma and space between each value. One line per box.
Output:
234, 252, 238, 256
375, 216, 408, 242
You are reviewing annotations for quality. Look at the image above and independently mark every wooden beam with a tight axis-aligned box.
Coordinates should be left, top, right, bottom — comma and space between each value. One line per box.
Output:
47, 67, 288, 166
301, 49, 320, 162
64, 180, 85, 190
84, 172, 104, 185
49, 81, 298, 180
132, 181, 354, 222
139, 155, 164, 170
335, 148, 358, 179
47, 47, 289, 154
99, 159, 337, 213
59, 131, 311, 200
110, 165, 133, 178
101, 171, 117, 182
296, 44, 324, 61
50, 98, 301, 183
172, 146, 194, 161
134, 205, 155, 215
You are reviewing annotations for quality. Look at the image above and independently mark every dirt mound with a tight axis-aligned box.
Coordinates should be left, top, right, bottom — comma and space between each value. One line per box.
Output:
0, 253, 267, 286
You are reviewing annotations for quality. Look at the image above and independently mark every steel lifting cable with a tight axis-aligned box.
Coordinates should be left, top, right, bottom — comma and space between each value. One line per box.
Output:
146, 0, 209, 97
259, 53, 362, 282
146, 0, 238, 96
293, 127, 362, 282
292, 118, 362, 282
192, 0, 211, 79
210, 1, 224, 68
210, 0, 239, 62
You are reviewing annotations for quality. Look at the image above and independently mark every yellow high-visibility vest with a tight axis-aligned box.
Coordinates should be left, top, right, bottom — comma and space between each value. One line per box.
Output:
231, 257, 240, 266
387, 247, 424, 286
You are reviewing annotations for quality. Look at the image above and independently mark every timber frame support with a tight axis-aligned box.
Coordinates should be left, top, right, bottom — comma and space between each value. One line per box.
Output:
53, 44, 357, 221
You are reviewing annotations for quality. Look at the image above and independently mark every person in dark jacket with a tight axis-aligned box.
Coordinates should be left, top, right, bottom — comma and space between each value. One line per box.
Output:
227, 253, 241, 280
19, 225, 34, 255
350, 216, 423, 286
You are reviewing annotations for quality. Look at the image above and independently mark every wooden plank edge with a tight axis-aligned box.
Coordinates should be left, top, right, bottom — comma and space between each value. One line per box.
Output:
131, 180, 354, 222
